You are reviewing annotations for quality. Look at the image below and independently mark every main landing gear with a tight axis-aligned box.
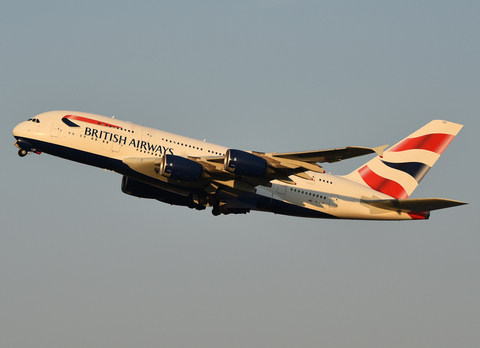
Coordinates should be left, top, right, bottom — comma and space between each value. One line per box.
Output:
211, 202, 250, 216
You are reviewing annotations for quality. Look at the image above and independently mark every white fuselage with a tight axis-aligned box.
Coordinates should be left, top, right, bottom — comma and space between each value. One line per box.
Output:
13, 110, 421, 220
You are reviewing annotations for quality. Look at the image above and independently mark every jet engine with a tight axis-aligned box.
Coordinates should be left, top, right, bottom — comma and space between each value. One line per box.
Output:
160, 154, 203, 182
224, 149, 267, 177
121, 175, 160, 199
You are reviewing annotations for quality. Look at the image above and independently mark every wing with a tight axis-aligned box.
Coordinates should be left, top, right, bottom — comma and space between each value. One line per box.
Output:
122, 144, 388, 196
257, 144, 388, 180
268, 145, 388, 163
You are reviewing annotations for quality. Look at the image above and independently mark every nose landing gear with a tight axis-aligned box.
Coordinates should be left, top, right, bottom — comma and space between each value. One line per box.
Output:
15, 140, 40, 157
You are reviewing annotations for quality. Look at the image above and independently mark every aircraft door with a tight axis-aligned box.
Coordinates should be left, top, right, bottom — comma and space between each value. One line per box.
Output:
277, 185, 286, 195
51, 123, 61, 137
142, 128, 152, 143
112, 142, 121, 152
306, 173, 315, 185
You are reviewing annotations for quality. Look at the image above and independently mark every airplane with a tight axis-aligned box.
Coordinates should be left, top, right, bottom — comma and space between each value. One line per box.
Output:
12, 111, 467, 220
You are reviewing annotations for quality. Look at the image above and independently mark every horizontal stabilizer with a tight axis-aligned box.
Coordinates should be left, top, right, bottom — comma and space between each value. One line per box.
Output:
362, 198, 467, 212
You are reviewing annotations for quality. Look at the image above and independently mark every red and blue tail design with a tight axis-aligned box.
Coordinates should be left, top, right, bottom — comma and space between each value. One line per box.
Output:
344, 120, 463, 199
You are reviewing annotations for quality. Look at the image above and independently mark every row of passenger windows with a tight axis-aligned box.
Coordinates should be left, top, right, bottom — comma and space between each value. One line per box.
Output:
162, 138, 224, 155
137, 148, 161, 156
290, 188, 328, 199
96, 122, 133, 133
163, 138, 202, 151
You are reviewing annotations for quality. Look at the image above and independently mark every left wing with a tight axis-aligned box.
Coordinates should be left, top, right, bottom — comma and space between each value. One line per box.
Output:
267, 145, 388, 163
253, 145, 389, 180
122, 145, 387, 195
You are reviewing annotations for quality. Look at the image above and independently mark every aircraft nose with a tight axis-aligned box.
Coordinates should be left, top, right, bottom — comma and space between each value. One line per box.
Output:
13, 123, 21, 138
13, 122, 27, 139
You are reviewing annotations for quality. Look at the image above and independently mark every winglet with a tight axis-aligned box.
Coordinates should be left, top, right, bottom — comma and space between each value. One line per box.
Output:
373, 144, 389, 158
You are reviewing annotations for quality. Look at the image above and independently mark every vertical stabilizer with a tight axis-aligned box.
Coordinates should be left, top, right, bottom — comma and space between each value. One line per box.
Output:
343, 120, 463, 198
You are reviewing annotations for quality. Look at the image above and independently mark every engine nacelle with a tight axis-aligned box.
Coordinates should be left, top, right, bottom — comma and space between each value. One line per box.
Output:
224, 149, 267, 177
160, 154, 203, 182
121, 176, 205, 209
121, 176, 163, 199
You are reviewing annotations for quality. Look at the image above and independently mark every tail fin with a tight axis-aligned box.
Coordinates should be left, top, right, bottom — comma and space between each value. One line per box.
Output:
343, 120, 463, 198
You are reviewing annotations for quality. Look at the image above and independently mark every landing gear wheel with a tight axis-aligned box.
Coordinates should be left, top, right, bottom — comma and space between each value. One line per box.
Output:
212, 205, 222, 216
18, 149, 27, 157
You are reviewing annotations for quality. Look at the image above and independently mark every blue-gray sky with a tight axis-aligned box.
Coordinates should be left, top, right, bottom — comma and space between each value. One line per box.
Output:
1, 1, 479, 347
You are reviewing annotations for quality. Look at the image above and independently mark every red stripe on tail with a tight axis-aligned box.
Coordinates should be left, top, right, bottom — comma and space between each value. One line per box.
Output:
389, 133, 455, 154
358, 165, 409, 199
407, 211, 428, 220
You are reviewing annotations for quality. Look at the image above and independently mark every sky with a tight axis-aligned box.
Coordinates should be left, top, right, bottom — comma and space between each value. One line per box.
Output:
1, 1, 479, 347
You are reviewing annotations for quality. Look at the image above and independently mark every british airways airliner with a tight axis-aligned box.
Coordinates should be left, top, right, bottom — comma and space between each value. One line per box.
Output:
13, 111, 466, 219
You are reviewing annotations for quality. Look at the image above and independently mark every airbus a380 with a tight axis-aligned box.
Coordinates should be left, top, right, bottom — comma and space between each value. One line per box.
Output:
13, 111, 466, 220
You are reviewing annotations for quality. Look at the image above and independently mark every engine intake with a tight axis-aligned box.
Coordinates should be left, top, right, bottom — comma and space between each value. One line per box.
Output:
224, 149, 267, 177
160, 154, 203, 182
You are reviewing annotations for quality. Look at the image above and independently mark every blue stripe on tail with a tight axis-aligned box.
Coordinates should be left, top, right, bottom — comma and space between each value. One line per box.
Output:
381, 161, 431, 183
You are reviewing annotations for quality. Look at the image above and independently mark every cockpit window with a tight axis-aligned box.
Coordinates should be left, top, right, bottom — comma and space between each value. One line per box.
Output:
28, 118, 40, 123
27, 118, 33, 121
36, 119, 40, 123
